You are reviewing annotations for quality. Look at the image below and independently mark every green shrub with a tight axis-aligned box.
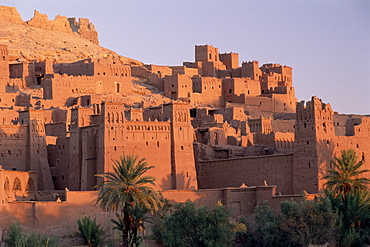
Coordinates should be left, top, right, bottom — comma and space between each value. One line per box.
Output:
77, 216, 106, 247
5, 223, 58, 247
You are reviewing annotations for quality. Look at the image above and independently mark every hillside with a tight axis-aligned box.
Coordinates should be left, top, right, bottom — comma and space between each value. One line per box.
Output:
0, 6, 142, 65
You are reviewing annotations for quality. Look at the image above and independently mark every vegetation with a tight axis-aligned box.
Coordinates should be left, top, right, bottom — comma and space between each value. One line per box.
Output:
324, 149, 370, 247
153, 200, 236, 247
324, 149, 370, 194
5, 223, 58, 247
237, 199, 337, 247
77, 216, 106, 247
95, 154, 162, 247
86, 149, 370, 246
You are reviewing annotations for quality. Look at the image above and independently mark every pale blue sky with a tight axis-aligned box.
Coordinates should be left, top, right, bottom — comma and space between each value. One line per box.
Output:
3, 0, 370, 114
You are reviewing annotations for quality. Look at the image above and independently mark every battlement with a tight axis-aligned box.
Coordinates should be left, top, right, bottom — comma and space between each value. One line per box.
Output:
0, 5, 23, 24
0, 5, 99, 44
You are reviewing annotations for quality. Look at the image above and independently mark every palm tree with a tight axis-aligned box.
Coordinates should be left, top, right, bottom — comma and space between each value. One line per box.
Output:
324, 149, 370, 194
95, 155, 162, 247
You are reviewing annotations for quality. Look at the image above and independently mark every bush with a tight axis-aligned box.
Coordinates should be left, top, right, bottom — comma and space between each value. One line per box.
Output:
153, 200, 235, 247
5, 223, 58, 247
239, 199, 337, 247
77, 216, 106, 247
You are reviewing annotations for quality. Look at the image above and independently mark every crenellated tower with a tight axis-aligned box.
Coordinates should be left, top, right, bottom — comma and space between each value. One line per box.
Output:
163, 102, 198, 189
293, 96, 335, 194
0, 45, 9, 92
19, 109, 54, 190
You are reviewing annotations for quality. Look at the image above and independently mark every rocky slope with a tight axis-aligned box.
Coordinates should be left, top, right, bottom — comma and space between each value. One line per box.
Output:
0, 6, 142, 65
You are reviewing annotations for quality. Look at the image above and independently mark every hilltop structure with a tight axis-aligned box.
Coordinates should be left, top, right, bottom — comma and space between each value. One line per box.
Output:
0, 4, 369, 238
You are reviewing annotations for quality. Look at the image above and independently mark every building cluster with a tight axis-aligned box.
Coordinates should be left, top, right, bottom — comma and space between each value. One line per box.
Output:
0, 41, 369, 204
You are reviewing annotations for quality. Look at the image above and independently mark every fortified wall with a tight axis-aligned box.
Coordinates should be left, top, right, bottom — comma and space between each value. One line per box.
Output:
0, 6, 99, 44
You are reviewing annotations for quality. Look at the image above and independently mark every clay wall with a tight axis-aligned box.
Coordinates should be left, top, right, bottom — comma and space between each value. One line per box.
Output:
248, 118, 272, 133
0, 108, 18, 125
197, 153, 294, 194
0, 92, 17, 107
124, 121, 172, 190
333, 114, 351, 136
201, 61, 225, 77
47, 136, 70, 190
45, 122, 67, 137
163, 103, 198, 189
19, 109, 54, 190
222, 78, 261, 103
126, 108, 144, 121
232, 93, 295, 117
144, 64, 172, 78
0, 125, 28, 171
43, 74, 95, 100
0, 186, 307, 239
219, 52, 239, 70
98, 103, 174, 190
345, 117, 364, 136
206, 107, 247, 123
95, 62, 132, 95
131, 66, 164, 91
143, 106, 164, 121
191, 77, 222, 106
80, 126, 99, 190
195, 45, 219, 62
171, 66, 199, 77
0, 45, 9, 92
293, 97, 335, 194
271, 119, 295, 133
54, 59, 132, 96
218, 67, 242, 78
274, 132, 294, 153
0, 169, 37, 204
208, 127, 227, 146
55, 60, 94, 76
0, 191, 111, 238
241, 61, 262, 80
261, 64, 292, 86
164, 74, 192, 100
131, 66, 152, 78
